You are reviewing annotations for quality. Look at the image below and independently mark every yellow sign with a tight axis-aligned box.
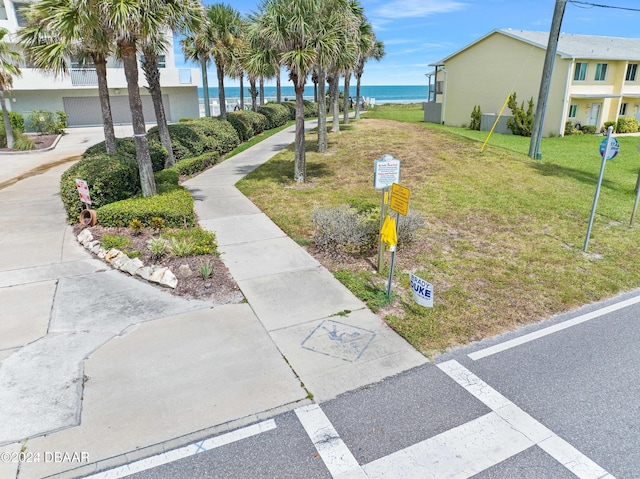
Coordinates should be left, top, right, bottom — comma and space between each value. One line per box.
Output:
380, 214, 397, 251
389, 183, 410, 216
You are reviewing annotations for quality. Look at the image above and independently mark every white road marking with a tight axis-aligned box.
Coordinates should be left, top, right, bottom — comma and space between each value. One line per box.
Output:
469, 294, 640, 360
295, 403, 368, 479
438, 360, 615, 479
84, 419, 277, 478
363, 412, 533, 479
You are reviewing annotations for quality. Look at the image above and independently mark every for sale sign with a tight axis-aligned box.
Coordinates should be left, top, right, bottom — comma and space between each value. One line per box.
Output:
75, 179, 91, 205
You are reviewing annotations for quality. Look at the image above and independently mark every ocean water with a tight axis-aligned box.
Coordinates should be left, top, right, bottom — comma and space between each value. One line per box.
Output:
198, 85, 430, 104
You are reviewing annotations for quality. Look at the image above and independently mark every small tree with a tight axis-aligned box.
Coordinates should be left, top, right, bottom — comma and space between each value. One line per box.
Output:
470, 105, 481, 130
506, 92, 534, 137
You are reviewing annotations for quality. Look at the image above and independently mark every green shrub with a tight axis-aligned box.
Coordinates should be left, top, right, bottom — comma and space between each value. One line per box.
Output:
191, 117, 240, 155
281, 101, 297, 120
506, 92, 534, 137
148, 122, 205, 160
55, 110, 67, 133
26, 110, 66, 134
311, 205, 377, 255
60, 153, 138, 222
162, 227, 218, 256
154, 167, 180, 186
96, 187, 195, 228
173, 152, 218, 176
227, 111, 254, 141
470, 105, 481, 131
603, 121, 616, 132
257, 104, 290, 129
581, 125, 597, 134
244, 110, 267, 135
8, 111, 24, 133
616, 116, 639, 133
100, 234, 132, 250
564, 121, 583, 136
303, 100, 318, 118
12, 133, 35, 150
84, 137, 166, 172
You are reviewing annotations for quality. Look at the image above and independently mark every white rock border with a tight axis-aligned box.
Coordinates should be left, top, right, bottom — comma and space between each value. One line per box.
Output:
77, 229, 178, 289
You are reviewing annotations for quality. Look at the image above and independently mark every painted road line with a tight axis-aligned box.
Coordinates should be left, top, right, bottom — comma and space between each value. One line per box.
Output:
295, 404, 367, 479
363, 411, 532, 479
468, 294, 640, 360
438, 360, 615, 479
85, 419, 277, 479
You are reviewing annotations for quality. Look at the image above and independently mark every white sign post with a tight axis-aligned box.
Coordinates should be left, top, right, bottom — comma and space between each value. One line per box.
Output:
374, 155, 401, 273
75, 179, 92, 207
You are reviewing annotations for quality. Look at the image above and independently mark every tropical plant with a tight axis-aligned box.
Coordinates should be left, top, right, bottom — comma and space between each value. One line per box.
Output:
470, 105, 482, 131
19, 0, 117, 153
0, 27, 21, 149
181, 25, 213, 117
506, 92, 534, 137
354, 37, 384, 120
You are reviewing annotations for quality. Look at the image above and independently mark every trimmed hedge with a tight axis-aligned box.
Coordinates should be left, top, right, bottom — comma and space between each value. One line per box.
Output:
280, 102, 296, 120
60, 153, 138, 222
257, 104, 290, 129
148, 123, 205, 160
96, 187, 195, 228
282, 100, 318, 118
83, 137, 166, 172
190, 117, 240, 155
149, 118, 239, 159
227, 110, 269, 141
616, 116, 639, 133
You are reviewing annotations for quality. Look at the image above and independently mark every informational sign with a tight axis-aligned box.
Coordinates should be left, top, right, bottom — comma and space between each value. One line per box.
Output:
75, 179, 91, 205
374, 154, 400, 189
410, 273, 433, 307
389, 183, 410, 216
600, 136, 619, 160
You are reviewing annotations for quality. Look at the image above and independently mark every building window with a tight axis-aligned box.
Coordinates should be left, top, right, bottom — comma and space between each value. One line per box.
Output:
626, 63, 638, 82
594, 63, 608, 81
574, 62, 587, 81
569, 104, 578, 118
13, 2, 29, 26
620, 103, 628, 116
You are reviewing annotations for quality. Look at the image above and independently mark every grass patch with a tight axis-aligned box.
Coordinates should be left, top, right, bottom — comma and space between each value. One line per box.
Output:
224, 120, 295, 159
237, 111, 640, 355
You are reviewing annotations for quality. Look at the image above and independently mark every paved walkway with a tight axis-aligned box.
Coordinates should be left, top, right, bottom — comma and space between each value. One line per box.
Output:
0, 124, 425, 479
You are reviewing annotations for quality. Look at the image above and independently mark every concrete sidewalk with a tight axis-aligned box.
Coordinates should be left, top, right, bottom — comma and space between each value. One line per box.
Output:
0, 123, 425, 479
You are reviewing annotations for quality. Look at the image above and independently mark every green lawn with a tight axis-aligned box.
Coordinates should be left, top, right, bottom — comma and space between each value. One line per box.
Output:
237, 108, 640, 356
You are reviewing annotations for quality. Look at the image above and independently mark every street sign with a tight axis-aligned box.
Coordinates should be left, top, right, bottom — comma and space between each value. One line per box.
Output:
389, 183, 410, 216
600, 136, 619, 160
75, 179, 92, 205
374, 154, 400, 189
410, 273, 433, 307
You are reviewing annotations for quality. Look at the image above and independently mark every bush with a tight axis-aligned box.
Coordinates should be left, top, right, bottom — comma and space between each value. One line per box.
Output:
470, 105, 481, 131
162, 227, 218, 256
616, 116, 639, 134
603, 121, 616, 132
83, 137, 166, 172
303, 100, 318, 118
12, 133, 35, 150
173, 152, 218, 176
26, 110, 66, 134
8, 111, 24, 133
192, 117, 240, 155
96, 187, 195, 228
312, 205, 376, 255
257, 104, 290, 129
281, 101, 297, 120
227, 110, 268, 141
397, 211, 426, 246
60, 153, 139, 222
564, 121, 583, 136
506, 92, 534, 137
581, 125, 597, 134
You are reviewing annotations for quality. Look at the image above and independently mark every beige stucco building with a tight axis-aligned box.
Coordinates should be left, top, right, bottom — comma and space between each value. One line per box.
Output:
424, 29, 640, 136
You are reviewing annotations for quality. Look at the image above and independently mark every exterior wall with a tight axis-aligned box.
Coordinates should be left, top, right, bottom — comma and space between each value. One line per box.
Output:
440, 32, 568, 136
162, 86, 199, 121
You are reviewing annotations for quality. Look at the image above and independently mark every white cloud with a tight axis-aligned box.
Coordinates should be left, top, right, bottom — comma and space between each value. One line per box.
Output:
373, 0, 466, 20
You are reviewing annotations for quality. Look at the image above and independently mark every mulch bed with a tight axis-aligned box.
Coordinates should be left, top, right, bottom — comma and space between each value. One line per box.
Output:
0, 133, 59, 152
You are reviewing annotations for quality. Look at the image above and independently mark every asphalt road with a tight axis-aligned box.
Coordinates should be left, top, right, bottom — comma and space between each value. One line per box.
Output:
106, 289, 640, 479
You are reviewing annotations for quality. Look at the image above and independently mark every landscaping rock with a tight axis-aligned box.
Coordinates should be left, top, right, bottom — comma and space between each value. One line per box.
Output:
159, 269, 178, 289
77, 229, 93, 245
177, 264, 193, 278
111, 253, 129, 271
105, 248, 122, 263
136, 266, 154, 281
122, 258, 144, 276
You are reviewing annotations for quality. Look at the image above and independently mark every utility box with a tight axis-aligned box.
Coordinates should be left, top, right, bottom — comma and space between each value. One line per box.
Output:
481, 114, 513, 134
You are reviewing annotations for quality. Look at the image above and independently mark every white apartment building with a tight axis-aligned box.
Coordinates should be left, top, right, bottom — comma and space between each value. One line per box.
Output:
0, 0, 201, 127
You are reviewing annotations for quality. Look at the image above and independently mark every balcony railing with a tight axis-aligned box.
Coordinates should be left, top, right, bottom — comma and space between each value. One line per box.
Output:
71, 68, 98, 86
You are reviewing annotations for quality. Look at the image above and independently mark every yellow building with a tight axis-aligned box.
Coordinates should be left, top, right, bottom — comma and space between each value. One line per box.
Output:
424, 29, 640, 136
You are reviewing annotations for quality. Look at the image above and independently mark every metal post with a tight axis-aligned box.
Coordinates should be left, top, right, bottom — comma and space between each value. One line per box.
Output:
377, 188, 389, 273
386, 212, 400, 298
584, 126, 614, 252
528, 0, 567, 160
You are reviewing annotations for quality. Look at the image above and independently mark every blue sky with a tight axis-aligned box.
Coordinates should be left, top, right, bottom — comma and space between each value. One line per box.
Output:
174, 0, 640, 87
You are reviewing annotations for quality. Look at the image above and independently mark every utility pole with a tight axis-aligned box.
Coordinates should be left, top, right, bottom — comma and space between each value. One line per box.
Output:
528, 0, 567, 160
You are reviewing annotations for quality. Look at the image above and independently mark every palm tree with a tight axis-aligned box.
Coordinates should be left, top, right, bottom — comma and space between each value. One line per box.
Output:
180, 32, 212, 117
141, 37, 176, 167
355, 37, 384, 120
206, 3, 242, 120
19, 0, 117, 153
0, 28, 21, 149
101, 0, 201, 197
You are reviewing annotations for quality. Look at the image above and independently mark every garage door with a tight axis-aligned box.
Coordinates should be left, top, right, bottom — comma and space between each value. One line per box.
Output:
63, 94, 171, 127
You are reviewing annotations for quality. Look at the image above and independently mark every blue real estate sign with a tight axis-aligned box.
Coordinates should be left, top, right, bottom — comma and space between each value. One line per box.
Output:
409, 273, 434, 308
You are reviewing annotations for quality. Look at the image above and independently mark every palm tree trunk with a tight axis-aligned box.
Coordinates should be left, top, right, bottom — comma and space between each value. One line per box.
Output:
249, 78, 258, 112
121, 40, 156, 197
276, 70, 281, 103
0, 89, 13, 149
355, 72, 363, 120
317, 67, 327, 152
294, 83, 306, 183
201, 57, 210, 117
343, 71, 351, 124
216, 63, 226, 119
239, 75, 244, 110
142, 49, 175, 168
93, 56, 117, 154
329, 75, 340, 133
259, 76, 265, 106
